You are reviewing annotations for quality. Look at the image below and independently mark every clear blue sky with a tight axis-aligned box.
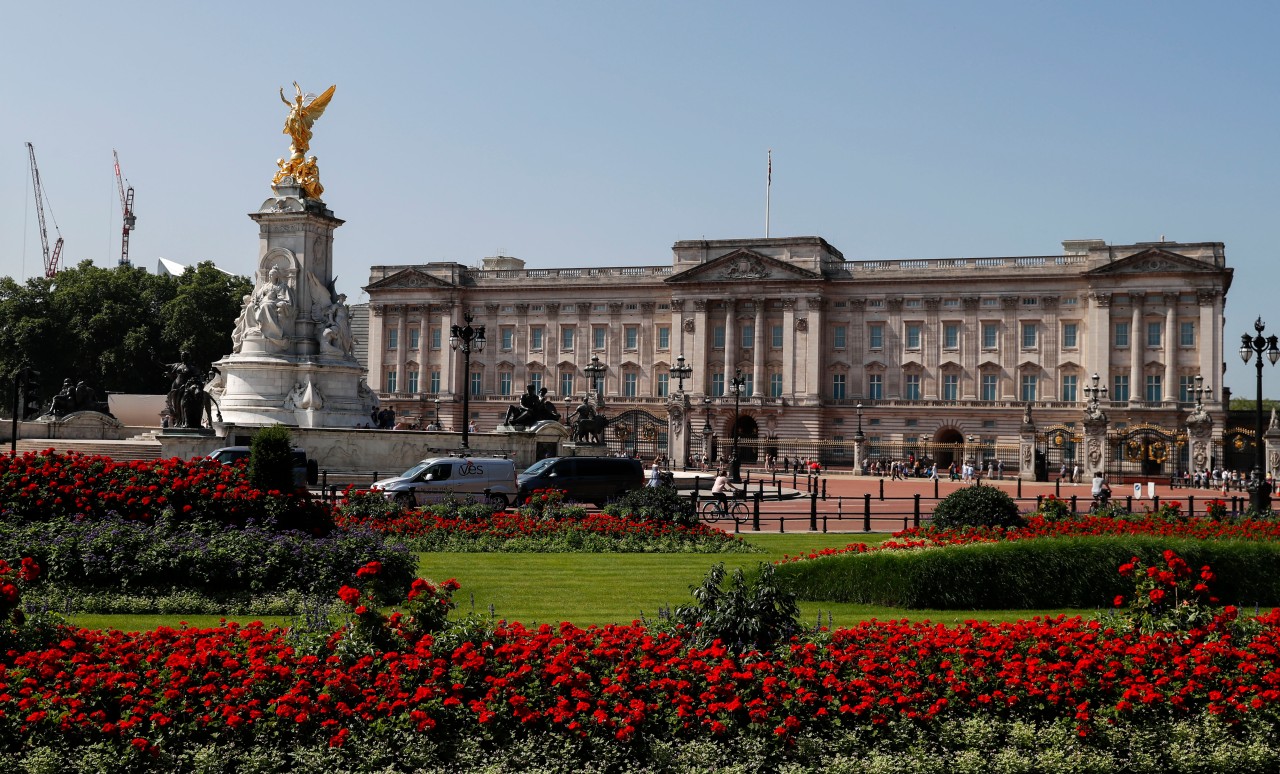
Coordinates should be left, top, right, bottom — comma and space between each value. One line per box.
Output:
3, 2, 1277, 397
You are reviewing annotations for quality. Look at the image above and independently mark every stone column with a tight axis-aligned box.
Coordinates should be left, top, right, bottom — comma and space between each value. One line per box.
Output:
1041, 296, 1059, 400
1130, 293, 1144, 402
962, 297, 979, 399
1164, 295, 1177, 402
691, 299, 708, 395
886, 297, 904, 398
545, 302, 561, 394
640, 302, 656, 396
752, 298, 766, 397
781, 298, 796, 397
924, 297, 941, 399
1198, 291, 1218, 401
1088, 293, 1112, 393
1001, 296, 1019, 400
723, 299, 736, 389
441, 301, 458, 399
609, 301, 624, 399
851, 299, 867, 396
395, 307, 408, 395
803, 297, 823, 402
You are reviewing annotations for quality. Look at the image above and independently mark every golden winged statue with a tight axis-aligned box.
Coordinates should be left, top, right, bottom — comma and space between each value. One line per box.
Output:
273, 82, 336, 199
280, 82, 336, 160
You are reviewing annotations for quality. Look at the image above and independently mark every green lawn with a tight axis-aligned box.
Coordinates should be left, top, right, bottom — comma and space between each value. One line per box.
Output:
66, 533, 1097, 632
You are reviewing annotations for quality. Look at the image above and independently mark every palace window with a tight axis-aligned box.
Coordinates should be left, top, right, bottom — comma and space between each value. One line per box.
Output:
656, 373, 669, 397
530, 326, 544, 350
1021, 323, 1037, 349
592, 326, 607, 350
868, 324, 884, 350
905, 324, 921, 350
1114, 322, 1130, 347
1061, 374, 1078, 402
1020, 374, 1038, 402
1180, 375, 1196, 402
942, 373, 959, 401
623, 371, 638, 397
624, 326, 638, 349
981, 373, 997, 401
1113, 374, 1130, 402
430, 327, 442, 349
982, 323, 998, 349
657, 326, 670, 349
430, 370, 440, 394
1147, 321, 1163, 347
1062, 322, 1077, 348
387, 329, 398, 350
561, 326, 575, 351
770, 373, 783, 397
904, 373, 921, 400
470, 371, 482, 396
943, 324, 958, 350
529, 372, 543, 393
500, 327, 514, 350
407, 369, 419, 393
560, 371, 574, 397
710, 372, 725, 396
1180, 321, 1196, 347
832, 373, 847, 400
742, 323, 755, 349
772, 324, 784, 348
833, 325, 846, 349
409, 328, 420, 350
1145, 374, 1163, 402
713, 325, 726, 349
498, 371, 512, 396
386, 368, 397, 393
867, 373, 883, 400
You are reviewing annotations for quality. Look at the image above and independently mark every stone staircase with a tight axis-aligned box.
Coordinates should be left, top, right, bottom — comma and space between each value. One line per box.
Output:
12, 438, 165, 462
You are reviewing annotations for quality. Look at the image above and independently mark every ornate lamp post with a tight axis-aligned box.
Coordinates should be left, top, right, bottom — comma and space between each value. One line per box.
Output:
585, 355, 606, 405
1083, 372, 1108, 413
668, 355, 692, 394
1239, 317, 1279, 513
433, 396, 441, 429
729, 369, 746, 482
449, 312, 485, 449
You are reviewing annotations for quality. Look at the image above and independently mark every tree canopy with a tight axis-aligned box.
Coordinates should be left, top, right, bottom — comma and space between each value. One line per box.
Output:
0, 261, 251, 404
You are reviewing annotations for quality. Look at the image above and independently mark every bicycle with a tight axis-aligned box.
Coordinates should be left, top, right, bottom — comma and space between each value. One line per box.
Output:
699, 493, 749, 525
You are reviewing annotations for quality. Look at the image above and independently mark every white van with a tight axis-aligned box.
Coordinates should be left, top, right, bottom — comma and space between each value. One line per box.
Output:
372, 457, 517, 509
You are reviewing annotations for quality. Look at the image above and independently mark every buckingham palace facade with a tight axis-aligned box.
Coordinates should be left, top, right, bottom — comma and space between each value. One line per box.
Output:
363, 236, 1233, 476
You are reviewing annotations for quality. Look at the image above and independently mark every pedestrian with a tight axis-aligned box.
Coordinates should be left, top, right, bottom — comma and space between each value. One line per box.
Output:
647, 459, 662, 487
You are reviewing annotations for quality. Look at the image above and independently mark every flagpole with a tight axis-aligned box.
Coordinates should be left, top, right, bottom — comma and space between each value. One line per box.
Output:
765, 149, 772, 238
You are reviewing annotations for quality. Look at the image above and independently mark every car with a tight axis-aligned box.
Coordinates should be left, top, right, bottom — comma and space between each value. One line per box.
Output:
371, 456, 518, 509
517, 456, 644, 506
208, 446, 318, 488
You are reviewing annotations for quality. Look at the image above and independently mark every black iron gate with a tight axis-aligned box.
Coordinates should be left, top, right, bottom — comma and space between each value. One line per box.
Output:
1109, 424, 1186, 479
604, 409, 668, 460
1221, 428, 1256, 475
1040, 425, 1081, 479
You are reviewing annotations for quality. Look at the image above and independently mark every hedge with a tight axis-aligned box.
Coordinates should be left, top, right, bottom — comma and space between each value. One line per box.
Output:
772, 536, 1280, 609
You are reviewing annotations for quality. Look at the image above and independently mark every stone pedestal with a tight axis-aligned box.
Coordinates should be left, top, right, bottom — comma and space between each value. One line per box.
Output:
1083, 412, 1110, 478
1018, 403, 1037, 481
1264, 409, 1280, 481
667, 392, 691, 468
213, 180, 376, 428
1186, 405, 1214, 479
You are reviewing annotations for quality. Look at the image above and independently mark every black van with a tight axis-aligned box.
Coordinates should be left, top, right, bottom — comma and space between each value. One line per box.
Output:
517, 456, 644, 506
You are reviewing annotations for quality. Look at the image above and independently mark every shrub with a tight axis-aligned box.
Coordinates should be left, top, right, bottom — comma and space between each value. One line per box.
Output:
603, 484, 698, 527
774, 535, 1280, 609
673, 561, 800, 651
249, 424, 296, 493
931, 484, 1023, 529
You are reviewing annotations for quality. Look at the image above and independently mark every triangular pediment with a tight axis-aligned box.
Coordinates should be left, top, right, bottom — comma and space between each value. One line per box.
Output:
1084, 248, 1218, 277
365, 268, 456, 291
665, 248, 823, 284
978, 359, 1001, 371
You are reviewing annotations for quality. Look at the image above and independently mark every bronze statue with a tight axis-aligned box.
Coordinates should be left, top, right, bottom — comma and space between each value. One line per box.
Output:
569, 397, 607, 444
46, 379, 110, 417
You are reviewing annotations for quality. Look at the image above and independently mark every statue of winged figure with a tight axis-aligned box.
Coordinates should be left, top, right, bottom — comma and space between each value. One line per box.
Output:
280, 82, 336, 160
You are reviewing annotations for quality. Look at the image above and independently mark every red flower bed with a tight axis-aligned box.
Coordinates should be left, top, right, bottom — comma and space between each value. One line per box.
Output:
0, 450, 328, 531
336, 508, 731, 542
778, 514, 1280, 564
2, 608, 1278, 756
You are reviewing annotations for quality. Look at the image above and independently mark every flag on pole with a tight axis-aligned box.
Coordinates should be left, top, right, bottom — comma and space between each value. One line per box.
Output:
767, 149, 772, 185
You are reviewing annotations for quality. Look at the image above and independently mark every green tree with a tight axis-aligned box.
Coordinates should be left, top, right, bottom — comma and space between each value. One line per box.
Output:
0, 261, 251, 409
162, 262, 253, 374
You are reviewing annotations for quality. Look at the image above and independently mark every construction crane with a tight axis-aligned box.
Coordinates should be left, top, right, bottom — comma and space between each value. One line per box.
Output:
25, 142, 64, 278
113, 149, 136, 268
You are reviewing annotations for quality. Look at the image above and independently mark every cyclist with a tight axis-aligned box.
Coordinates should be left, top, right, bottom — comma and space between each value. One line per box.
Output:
711, 468, 736, 514
1090, 470, 1111, 510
